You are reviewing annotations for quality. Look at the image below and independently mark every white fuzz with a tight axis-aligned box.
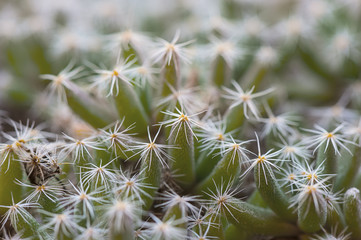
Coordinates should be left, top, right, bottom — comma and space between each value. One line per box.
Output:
161, 108, 203, 143
157, 188, 200, 217
197, 118, 230, 155
90, 56, 136, 97
40, 210, 82, 238
113, 170, 155, 202
106, 29, 152, 59
81, 160, 118, 190
40, 62, 83, 102
205, 179, 241, 220
344, 118, 361, 146
142, 214, 186, 240
2, 120, 41, 151
104, 197, 140, 233
258, 105, 298, 137
128, 61, 159, 88
157, 86, 205, 115
290, 179, 330, 215
222, 81, 273, 119
241, 15, 265, 38
61, 134, 102, 161
187, 206, 218, 230
303, 124, 354, 155
130, 127, 174, 168
17, 179, 63, 203
276, 137, 311, 163
58, 180, 104, 218
0, 197, 39, 230
207, 36, 243, 67
190, 222, 215, 240
214, 137, 253, 167
242, 134, 285, 184
292, 160, 334, 187
152, 30, 194, 67
75, 224, 107, 240
98, 119, 135, 156
255, 46, 278, 67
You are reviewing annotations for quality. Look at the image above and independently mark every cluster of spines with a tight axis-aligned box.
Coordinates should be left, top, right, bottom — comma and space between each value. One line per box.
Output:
1, 6, 361, 239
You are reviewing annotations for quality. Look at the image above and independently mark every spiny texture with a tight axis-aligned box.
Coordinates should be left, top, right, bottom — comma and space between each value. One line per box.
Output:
1, 0, 361, 240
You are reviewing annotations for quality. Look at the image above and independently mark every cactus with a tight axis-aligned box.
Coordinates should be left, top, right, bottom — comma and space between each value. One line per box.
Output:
1, 0, 361, 239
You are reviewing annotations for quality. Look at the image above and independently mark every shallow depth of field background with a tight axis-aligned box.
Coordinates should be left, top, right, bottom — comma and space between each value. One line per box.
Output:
1, 1, 361, 239
0, 0, 360, 127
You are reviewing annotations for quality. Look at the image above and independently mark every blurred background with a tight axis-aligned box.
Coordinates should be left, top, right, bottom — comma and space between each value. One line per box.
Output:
0, 0, 360, 130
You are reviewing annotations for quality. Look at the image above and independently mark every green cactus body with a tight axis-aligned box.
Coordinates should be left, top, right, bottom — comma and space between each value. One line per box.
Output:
326, 203, 345, 231
194, 146, 242, 196
247, 189, 268, 208
16, 210, 50, 239
38, 192, 59, 214
65, 88, 112, 129
110, 229, 134, 240
225, 105, 245, 133
95, 147, 114, 165
343, 188, 361, 239
3, 4, 361, 239
298, 47, 336, 83
265, 130, 279, 150
168, 122, 195, 190
195, 149, 222, 181
139, 154, 161, 210
254, 163, 296, 222
334, 144, 360, 192
225, 224, 249, 240
113, 80, 149, 136
161, 56, 179, 98
316, 141, 337, 177
122, 44, 140, 64
355, 172, 361, 192
297, 193, 327, 233
0, 151, 22, 215
163, 204, 187, 229
205, 214, 225, 240
247, 65, 267, 91
122, 44, 153, 117
212, 55, 230, 88
137, 81, 152, 117
226, 198, 300, 237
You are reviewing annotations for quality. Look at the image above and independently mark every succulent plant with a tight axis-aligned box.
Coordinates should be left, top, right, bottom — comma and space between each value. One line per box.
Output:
1, 0, 361, 240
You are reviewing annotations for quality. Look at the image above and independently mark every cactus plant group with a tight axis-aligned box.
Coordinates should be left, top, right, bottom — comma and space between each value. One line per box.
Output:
1, 0, 361, 239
